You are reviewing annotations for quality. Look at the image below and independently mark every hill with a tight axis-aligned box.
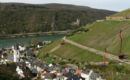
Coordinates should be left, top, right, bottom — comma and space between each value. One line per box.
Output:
111, 8, 130, 17
39, 9, 130, 79
68, 9, 130, 59
68, 21, 130, 59
39, 9, 130, 63
0, 3, 116, 35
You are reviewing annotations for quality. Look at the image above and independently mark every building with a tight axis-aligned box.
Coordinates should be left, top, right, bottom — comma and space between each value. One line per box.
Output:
72, 19, 80, 26
12, 44, 26, 62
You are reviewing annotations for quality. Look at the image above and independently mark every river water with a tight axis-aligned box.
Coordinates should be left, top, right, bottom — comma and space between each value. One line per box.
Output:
0, 34, 65, 48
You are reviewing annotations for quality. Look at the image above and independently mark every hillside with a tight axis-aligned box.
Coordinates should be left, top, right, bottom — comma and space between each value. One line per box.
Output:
111, 8, 130, 17
39, 9, 130, 62
39, 9, 130, 79
0, 3, 116, 35
39, 39, 106, 63
68, 21, 130, 59
68, 9, 130, 59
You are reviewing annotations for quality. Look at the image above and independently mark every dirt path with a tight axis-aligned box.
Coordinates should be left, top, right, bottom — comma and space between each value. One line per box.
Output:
49, 44, 61, 53
63, 37, 130, 65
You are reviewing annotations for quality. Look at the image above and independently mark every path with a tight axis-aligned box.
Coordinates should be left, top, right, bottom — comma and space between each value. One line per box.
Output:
49, 44, 61, 53
63, 37, 130, 65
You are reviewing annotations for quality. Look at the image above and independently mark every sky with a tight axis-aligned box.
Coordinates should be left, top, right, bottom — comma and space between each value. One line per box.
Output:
0, 0, 130, 11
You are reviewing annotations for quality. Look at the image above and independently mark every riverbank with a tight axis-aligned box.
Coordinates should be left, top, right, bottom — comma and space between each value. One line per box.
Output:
0, 34, 65, 48
0, 31, 70, 38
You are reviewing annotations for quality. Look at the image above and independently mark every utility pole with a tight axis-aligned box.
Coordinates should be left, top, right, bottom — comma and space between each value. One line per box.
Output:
118, 30, 126, 59
104, 48, 107, 65
119, 30, 123, 56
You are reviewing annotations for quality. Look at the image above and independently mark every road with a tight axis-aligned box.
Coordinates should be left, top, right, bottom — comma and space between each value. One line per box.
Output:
63, 37, 130, 65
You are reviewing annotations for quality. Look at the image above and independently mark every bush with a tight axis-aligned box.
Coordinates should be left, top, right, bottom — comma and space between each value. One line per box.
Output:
68, 28, 89, 36
59, 61, 66, 65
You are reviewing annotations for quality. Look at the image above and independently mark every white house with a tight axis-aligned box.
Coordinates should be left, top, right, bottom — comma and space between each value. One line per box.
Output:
0, 59, 9, 64
81, 70, 103, 80
19, 45, 26, 51
25, 61, 32, 69
43, 41, 51, 45
16, 66, 25, 78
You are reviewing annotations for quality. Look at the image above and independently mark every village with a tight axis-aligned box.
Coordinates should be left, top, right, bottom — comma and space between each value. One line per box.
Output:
0, 40, 104, 80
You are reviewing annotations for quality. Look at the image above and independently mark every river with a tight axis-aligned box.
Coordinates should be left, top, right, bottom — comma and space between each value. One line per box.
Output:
0, 34, 65, 48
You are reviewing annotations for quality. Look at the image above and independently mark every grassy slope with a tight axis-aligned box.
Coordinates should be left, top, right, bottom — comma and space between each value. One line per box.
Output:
68, 20, 130, 59
111, 9, 130, 17
53, 43, 104, 62
39, 39, 106, 62
39, 39, 63, 59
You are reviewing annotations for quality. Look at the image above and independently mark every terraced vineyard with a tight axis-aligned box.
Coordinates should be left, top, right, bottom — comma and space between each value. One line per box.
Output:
39, 39, 106, 63
68, 20, 130, 59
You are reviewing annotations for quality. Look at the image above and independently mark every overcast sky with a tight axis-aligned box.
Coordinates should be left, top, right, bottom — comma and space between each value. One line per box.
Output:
0, 0, 130, 11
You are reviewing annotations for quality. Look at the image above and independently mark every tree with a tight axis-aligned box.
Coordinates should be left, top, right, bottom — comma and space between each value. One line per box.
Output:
31, 38, 38, 46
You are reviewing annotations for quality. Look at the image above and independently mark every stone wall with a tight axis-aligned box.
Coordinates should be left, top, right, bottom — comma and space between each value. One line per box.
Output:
106, 16, 125, 21
96, 20, 104, 22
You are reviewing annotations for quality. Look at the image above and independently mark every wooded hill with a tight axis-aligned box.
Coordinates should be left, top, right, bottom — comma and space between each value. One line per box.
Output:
0, 3, 116, 34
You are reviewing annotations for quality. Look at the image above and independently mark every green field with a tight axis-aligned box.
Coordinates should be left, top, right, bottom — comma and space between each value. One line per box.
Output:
68, 20, 130, 59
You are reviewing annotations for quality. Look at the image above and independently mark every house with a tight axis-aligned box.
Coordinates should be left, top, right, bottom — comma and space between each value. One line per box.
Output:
25, 57, 45, 74
37, 42, 43, 49
19, 43, 26, 51
81, 70, 103, 80
7, 54, 14, 62
0, 48, 6, 58
16, 66, 25, 78
1, 52, 8, 59
0, 51, 10, 64
43, 41, 51, 45
0, 48, 14, 64
0, 58, 9, 65
26, 48, 34, 57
